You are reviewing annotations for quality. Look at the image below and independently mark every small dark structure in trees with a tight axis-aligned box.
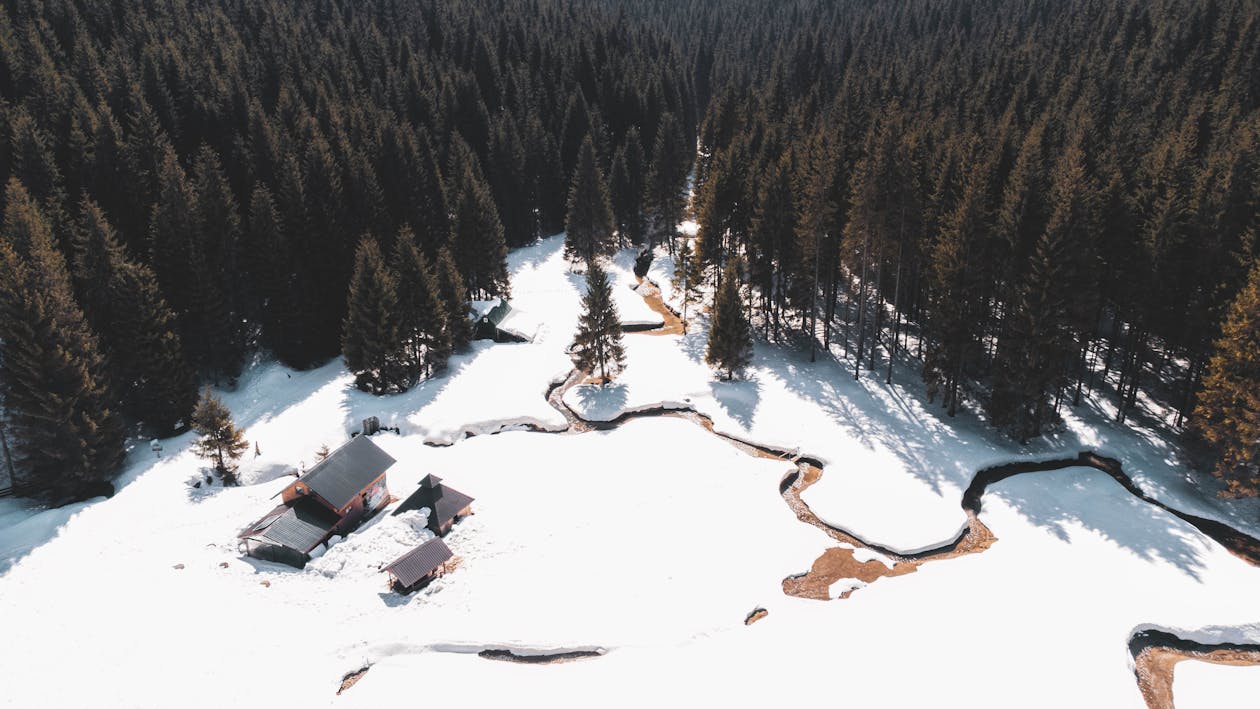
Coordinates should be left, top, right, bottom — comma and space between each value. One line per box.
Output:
393, 474, 475, 536
474, 299, 529, 342
238, 435, 396, 567
383, 537, 453, 593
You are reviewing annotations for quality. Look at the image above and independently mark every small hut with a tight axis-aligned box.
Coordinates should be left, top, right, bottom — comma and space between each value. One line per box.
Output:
383, 537, 454, 593
392, 474, 474, 536
237, 498, 342, 568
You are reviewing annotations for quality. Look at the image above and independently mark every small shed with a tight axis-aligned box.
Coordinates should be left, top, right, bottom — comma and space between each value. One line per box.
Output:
238, 498, 342, 568
383, 537, 454, 593
393, 474, 474, 536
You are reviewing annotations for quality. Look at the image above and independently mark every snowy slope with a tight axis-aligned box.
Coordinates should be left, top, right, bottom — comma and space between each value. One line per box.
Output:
1, 233, 1258, 708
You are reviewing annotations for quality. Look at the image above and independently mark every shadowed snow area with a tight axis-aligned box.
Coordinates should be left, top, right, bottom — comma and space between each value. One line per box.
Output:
1, 233, 1258, 708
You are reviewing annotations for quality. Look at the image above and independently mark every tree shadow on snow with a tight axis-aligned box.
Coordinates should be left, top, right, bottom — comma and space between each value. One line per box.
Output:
982, 466, 1215, 582
572, 382, 629, 421
749, 333, 1226, 579
709, 378, 761, 430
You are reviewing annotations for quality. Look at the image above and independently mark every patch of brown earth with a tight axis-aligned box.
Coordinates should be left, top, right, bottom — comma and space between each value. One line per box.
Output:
780, 460, 996, 601
336, 666, 369, 695
633, 276, 685, 336
782, 546, 917, 601
745, 607, 768, 625
1135, 646, 1260, 709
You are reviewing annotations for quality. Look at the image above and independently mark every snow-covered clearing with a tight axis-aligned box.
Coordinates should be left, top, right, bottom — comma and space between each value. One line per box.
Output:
1176, 662, 1260, 708
1, 233, 1258, 707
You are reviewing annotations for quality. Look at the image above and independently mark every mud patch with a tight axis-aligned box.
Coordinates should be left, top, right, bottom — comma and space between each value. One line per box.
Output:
337, 666, 370, 695
1130, 629, 1260, 709
633, 276, 685, 336
745, 607, 768, 625
783, 546, 917, 600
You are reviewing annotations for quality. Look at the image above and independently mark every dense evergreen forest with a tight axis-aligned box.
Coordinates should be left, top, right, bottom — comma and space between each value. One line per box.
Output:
0, 0, 1257, 502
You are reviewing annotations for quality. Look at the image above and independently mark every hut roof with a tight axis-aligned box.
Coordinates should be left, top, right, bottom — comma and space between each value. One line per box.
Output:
297, 435, 396, 510
239, 498, 340, 553
392, 474, 474, 530
384, 537, 453, 588
482, 300, 513, 326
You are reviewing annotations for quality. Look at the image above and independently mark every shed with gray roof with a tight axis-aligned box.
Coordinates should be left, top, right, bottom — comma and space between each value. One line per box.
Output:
393, 474, 475, 535
383, 537, 454, 592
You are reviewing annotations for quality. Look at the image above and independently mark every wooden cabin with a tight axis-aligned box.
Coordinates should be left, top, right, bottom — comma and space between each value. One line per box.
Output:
393, 474, 474, 536
383, 537, 453, 593
239, 436, 396, 568
473, 299, 535, 342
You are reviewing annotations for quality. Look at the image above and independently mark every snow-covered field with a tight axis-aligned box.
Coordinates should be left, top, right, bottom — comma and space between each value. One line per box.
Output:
1, 233, 1258, 707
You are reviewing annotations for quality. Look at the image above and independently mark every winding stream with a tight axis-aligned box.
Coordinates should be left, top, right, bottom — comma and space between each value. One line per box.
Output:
425, 273, 1260, 705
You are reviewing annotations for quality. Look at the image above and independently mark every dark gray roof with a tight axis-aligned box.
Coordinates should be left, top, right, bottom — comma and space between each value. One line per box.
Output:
384, 537, 453, 587
240, 498, 340, 553
298, 435, 396, 510
482, 300, 512, 326
393, 475, 474, 530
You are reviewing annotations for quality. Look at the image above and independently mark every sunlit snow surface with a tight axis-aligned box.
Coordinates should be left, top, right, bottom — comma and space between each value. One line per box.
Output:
1, 233, 1258, 708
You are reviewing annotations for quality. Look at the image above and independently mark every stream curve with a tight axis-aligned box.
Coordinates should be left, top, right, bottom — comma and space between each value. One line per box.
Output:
426, 271, 1260, 705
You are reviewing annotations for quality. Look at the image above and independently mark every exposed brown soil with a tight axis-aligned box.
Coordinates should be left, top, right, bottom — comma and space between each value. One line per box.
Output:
478, 648, 605, 664
778, 460, 996, 601
336, 666, 369, 695
1135, 645, 1260, 709
633, 276, 686, 336
533, 272, 1260, 708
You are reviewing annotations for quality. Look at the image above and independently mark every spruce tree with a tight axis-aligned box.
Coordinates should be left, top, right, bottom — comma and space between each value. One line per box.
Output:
1191, 257, 1260, 497
618, 128, 649, 245
342, 235, 405, 395
393, 228, 452, 381
564, 136, 616, 265
706, 259, 753, 380
73, 199, 196, 433
436, 246, 473, 352
0, 195, 125, 501
190, 387, 249, 485
447, 160, 510, 299
572, 261, 626, 383
672, 239, 705, 312
646, 113, 690, 251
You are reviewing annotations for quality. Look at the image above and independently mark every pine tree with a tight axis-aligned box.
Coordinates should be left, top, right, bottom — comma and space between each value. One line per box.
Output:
748, 157, 797, 336
0, 188, 125, 501
393, 228, 452, 381
646, 112, 690, 251
190, 387, 249, 485
672, 239, 704, 312
447, 159, 510, 299
342, 236, 405, 395
564, 136, 616, 265
72, 199, 196, 433
1191, 257, 1260, 497
617, 127, 649, 245
924, 157, 990, 416
435, 246, 473, 352
191, 146, 245, 376
572, 261, 626, 383
706, 259, 753, 380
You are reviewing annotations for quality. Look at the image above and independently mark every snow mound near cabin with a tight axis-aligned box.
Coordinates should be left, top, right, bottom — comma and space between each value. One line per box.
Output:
306, 509, 434, 578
